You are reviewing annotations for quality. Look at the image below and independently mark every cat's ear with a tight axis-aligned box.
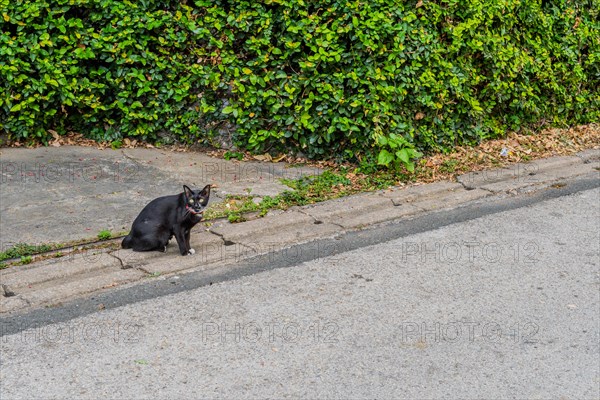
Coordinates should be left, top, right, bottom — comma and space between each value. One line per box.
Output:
200, 184, 211, 197
183, 185, 193, 198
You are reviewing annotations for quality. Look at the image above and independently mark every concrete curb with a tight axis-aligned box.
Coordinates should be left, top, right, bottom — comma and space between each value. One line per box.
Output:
1, 150, 598, 314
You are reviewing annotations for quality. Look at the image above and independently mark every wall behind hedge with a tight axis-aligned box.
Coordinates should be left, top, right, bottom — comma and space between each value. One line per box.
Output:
1, 0, 598, 167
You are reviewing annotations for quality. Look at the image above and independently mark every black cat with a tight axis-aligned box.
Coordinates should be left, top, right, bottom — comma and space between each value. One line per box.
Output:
122, 185, 211, 256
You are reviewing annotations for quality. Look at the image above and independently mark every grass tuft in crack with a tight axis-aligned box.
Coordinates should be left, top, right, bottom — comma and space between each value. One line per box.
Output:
0, 243, 56, 262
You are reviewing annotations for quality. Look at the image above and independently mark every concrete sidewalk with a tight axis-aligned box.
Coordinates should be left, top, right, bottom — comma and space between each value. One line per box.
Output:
0, 146, 598, 314
0, 146, 321, 245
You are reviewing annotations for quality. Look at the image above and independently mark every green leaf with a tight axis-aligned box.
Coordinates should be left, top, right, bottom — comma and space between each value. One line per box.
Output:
377, 150, 393, 166
396, 148, 410, 164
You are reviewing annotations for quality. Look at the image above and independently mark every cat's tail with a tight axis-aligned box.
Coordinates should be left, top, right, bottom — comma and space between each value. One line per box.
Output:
121, 234, 133, 249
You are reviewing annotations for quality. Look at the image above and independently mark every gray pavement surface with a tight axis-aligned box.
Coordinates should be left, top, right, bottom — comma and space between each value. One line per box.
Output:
0, 146, 320, 244
1, 187, 598, 399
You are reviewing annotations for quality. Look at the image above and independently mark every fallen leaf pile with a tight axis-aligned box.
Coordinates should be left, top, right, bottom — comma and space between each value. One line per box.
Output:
416, 123, 599, 184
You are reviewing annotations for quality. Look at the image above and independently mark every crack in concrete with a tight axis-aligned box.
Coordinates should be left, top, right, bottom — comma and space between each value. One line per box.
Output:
296, 208, 319, 222
119, 150, 141, 163
330, 221, 346, 229
206, 228, 258, 256
297, 208, 346, 230
457, 179, 476, 191
108, 251, 154, 276
1, 284, 16, 298
107, 252, 139, 269
137, 266, 153, 276
389, 198, 405, 207
456, 179, 497, 195
208, 229, 236, 247
108, 252, 130, 269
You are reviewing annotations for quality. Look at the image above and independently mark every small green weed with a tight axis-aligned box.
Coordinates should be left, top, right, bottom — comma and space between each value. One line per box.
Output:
227, 213, 245, 223
224, 151, 244, 161
0, 243, 54, 262
20, 256, 33, 265
97, 230, 112, 240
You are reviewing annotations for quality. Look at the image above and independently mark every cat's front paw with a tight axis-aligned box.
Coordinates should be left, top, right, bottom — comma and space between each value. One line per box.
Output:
188, 248, 195, 255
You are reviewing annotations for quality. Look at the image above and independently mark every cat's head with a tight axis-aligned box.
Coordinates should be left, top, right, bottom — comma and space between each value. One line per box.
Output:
183, 184, 211, 215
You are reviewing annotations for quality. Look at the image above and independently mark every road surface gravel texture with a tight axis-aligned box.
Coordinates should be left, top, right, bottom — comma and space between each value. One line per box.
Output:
1, 188, 598, 399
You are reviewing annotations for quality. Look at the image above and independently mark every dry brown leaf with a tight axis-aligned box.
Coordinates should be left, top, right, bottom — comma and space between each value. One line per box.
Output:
48, 130, 60, 141
253, 153, 272, 162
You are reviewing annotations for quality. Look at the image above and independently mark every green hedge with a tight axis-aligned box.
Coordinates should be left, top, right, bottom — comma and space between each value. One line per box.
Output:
1, 0, 599, 169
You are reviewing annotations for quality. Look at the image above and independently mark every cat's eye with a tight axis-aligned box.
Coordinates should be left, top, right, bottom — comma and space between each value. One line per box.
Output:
188, 198, 194, 204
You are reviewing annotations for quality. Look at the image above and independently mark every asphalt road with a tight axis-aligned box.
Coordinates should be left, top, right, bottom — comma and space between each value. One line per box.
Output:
1, 188, 599, 399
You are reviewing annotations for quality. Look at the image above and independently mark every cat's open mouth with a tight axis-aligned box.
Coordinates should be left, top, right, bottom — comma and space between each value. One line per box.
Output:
186, 206, 204, 215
